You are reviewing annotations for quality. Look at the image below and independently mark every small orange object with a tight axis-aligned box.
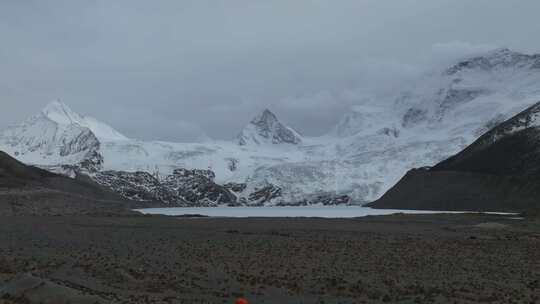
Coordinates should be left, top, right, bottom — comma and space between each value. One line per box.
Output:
235, 298, 249, 304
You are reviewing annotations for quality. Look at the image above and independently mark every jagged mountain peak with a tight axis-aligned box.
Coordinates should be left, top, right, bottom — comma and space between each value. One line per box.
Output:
252, 109, 278, 124
445, 48, 540, 75
237, 109, 302, 146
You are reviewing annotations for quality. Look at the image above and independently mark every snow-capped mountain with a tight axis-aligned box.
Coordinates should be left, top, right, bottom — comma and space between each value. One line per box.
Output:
2, 48, 540, 206
0, 100, 128, 174
326, 48, 540, 201
0, 105, 100, 171
237, 109, 303, 145
395, 48, 540, 134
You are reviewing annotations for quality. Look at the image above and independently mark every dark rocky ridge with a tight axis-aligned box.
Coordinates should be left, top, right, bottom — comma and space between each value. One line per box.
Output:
369, 101, 540, 212
0, 151, 137, 215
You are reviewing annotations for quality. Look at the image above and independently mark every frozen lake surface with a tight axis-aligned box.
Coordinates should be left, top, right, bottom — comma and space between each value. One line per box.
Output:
135, 206, 493, 218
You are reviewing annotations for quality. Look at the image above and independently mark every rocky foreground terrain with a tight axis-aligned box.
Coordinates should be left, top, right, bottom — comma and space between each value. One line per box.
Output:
0, 213, 539, 304
1, 134, 539, 303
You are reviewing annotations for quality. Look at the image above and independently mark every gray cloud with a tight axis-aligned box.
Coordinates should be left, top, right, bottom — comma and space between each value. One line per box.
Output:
2, 0, 540, 141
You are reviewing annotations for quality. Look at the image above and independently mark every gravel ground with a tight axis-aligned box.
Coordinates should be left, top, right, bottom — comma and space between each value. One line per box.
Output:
0, 213, 539, 303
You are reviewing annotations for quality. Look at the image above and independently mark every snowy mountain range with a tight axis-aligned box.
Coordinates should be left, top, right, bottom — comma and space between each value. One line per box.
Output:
2, 48, 540, 206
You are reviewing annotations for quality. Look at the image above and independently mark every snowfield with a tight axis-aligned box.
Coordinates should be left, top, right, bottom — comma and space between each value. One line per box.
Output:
2, 48, 540, 205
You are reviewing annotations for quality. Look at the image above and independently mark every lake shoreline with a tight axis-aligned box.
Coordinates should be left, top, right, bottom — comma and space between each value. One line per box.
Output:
135, 206, 519, 218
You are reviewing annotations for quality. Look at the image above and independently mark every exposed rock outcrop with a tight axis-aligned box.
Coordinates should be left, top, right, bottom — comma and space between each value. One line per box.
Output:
92, 168, 237, 207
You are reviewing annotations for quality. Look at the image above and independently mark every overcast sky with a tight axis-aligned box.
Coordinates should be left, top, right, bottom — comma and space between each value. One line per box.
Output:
2, 0, 540, 141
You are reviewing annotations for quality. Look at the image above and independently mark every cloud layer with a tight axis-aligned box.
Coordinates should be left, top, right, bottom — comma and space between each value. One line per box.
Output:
1, 0, 540, 141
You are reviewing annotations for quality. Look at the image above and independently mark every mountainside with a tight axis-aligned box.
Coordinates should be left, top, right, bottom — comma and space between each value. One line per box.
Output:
0, 151, 136, 215
368, 101, 540, 212
433, 101, 540, 175
2, 48, 540, 206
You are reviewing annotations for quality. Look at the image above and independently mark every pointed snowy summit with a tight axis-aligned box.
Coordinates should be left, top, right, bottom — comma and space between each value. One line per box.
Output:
42, 100, 85, 125
237, 109, 302, 145
41, 101, 129, 141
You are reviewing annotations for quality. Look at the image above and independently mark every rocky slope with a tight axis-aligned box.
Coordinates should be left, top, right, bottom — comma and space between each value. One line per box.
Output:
0, 151, 137, 215
368, 101, 540, 212
2, 48, 540, 206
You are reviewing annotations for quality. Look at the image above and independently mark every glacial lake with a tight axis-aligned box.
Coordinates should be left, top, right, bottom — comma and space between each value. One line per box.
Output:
135, 206, 512, 218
